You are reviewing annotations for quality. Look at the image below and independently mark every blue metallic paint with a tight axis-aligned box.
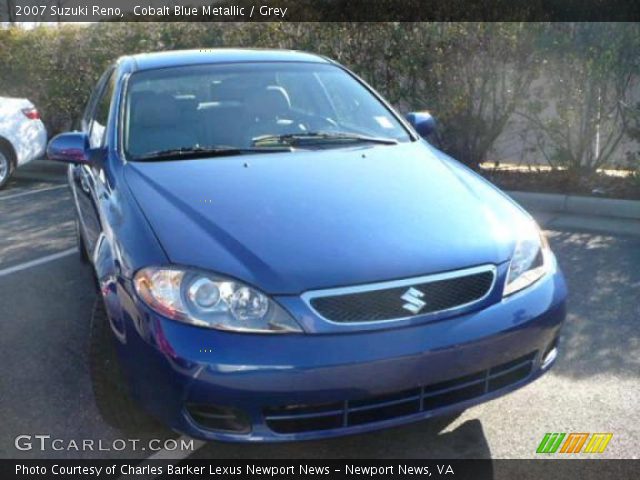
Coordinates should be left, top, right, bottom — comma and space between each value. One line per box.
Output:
57, 50, 567, 442
115, 259, 565, 441
47, 131, 92, 165
122, 141, 525, 296
128, 49, 332, 72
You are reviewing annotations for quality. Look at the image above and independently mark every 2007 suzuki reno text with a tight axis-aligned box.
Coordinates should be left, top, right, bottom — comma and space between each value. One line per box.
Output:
48, 49, 567, 442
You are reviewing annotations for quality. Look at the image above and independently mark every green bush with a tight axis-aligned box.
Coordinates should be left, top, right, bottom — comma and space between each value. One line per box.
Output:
520, 23, 640, 174
1, 22, 638, 172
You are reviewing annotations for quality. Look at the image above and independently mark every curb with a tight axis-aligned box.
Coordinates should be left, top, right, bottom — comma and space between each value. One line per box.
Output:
506, 191, 640, 221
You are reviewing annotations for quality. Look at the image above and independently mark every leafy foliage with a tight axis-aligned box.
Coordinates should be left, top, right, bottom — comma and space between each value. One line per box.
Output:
520, 23, 640, 174
0, 22, 638, 177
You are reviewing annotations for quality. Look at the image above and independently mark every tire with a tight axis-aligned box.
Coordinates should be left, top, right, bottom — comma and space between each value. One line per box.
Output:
89, 296, 161, 434
0, 145, 15, 190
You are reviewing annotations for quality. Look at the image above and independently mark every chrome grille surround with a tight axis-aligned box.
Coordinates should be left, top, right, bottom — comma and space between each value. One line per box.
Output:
302, 264, 497, 325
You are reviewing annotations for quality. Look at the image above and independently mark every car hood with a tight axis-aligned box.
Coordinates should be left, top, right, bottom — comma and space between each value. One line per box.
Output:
124, 141, 527, 294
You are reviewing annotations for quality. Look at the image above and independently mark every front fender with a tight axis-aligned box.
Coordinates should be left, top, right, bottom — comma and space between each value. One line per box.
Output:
91, 158, 169, 341
94, 233, 127, 339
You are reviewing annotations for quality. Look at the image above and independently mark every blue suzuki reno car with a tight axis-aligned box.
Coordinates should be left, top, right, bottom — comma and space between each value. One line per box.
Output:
48, 49, 567, 442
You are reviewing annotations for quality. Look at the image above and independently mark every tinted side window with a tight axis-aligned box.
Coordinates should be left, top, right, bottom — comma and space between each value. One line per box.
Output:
82, 68, 111, 133
88, 70, 116, 148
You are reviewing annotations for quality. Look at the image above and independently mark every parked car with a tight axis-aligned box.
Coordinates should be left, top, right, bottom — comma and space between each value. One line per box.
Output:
47, 49, 567, 442
0, 97, 47, 189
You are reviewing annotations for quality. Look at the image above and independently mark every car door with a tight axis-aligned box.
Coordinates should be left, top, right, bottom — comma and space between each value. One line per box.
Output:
73, 67, 115, 258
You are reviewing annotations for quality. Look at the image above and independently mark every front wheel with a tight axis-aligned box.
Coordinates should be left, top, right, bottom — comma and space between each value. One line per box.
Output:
0, 146, 14, 189
89, 296, 161, 434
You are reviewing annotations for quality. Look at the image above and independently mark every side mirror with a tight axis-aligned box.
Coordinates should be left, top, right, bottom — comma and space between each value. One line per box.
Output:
405, 111, 436, 137
47, 132, 91, 164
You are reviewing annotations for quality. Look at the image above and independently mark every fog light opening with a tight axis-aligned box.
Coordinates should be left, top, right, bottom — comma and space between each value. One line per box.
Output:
186, 404, 251, 434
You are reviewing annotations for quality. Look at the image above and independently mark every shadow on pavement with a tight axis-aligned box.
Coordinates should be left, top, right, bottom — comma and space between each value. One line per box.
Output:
547, 230, 640, 379
0, 188, 75, 267
0, 159, 67, 192
189, 416, 493, 461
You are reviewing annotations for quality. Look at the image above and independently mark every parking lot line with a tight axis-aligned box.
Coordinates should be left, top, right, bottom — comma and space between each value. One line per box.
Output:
0, 248, 78, 277
0, 184, 67, 201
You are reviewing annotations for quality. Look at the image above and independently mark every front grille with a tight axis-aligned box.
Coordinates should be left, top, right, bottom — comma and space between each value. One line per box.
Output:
264, 351, 536, 435
306, 266, 495, 323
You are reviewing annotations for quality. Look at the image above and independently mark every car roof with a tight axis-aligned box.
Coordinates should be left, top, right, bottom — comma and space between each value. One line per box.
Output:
124, 48, 332, 72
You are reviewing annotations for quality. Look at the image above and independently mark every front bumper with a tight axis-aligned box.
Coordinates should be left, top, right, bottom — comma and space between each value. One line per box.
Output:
114, 263, 567, 442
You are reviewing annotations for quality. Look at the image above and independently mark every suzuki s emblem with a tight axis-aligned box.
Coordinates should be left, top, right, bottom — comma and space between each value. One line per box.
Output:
401, 287, 427, 314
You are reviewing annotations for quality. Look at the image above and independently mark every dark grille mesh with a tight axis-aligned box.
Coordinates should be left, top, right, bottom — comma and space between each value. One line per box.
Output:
309, 270, 494, 323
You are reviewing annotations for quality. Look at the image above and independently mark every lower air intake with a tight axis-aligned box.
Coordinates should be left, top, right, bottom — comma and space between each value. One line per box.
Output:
264, 351, 536, 434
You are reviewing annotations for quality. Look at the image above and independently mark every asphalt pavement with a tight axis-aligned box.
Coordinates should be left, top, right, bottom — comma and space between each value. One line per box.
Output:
0, 161, 638, 460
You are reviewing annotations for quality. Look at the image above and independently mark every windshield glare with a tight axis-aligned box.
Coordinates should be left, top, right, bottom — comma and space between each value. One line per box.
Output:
124, 62, 411, 159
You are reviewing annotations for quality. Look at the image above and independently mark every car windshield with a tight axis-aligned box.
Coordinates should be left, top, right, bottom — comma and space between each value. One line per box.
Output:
124, 62, 411, 160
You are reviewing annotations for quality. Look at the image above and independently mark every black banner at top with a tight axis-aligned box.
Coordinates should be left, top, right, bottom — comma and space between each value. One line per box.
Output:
2, 0, 640, 22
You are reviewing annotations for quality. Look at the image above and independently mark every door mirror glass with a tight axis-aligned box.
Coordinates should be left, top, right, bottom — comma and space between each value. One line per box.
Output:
405, 111, 436, 137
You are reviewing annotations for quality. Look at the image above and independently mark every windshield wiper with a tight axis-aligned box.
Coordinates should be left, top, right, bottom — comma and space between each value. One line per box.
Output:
252, 132, 399, 147
132, 145, 291, 161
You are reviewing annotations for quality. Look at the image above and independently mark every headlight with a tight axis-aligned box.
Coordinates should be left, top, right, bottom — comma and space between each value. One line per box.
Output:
133, 267, 302, 333
503, 221, 550, 297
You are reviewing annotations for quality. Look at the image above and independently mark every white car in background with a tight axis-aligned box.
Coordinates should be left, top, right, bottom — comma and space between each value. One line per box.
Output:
0, 97, 47, 189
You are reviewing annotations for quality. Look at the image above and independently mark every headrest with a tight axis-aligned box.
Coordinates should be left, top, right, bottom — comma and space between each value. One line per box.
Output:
131, 92, 181, 128
174, 95, 198, 113
247, 86, 291, 119
213, 81, 239, 102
